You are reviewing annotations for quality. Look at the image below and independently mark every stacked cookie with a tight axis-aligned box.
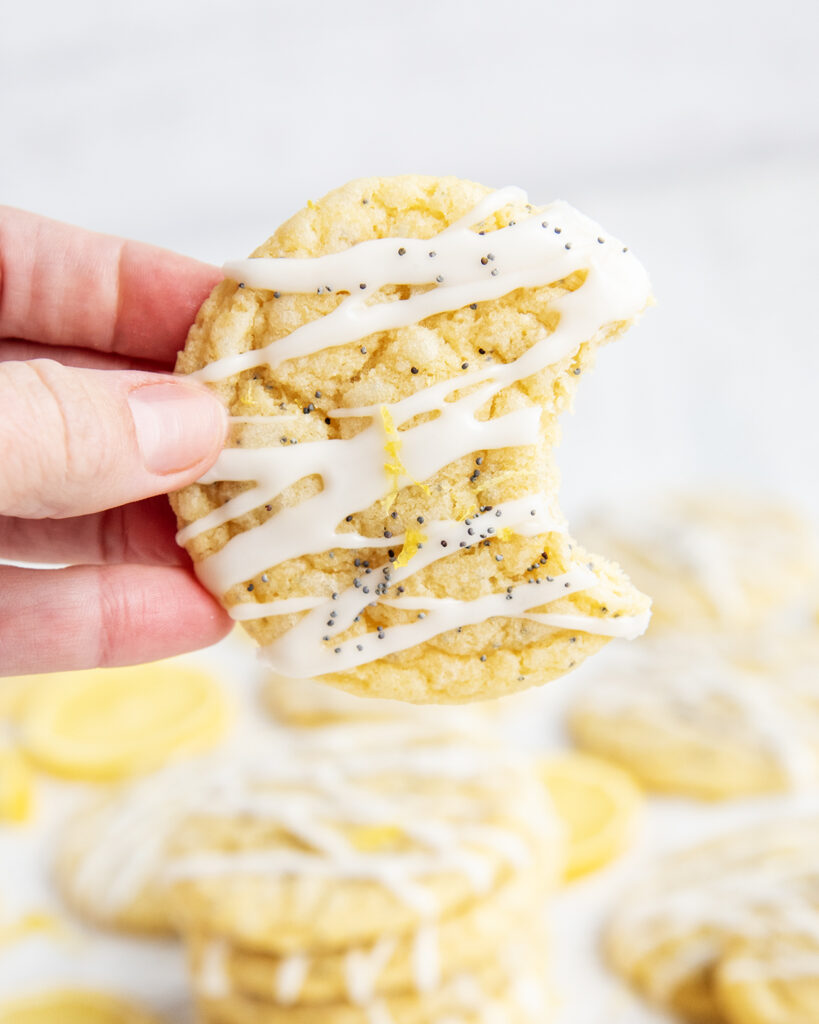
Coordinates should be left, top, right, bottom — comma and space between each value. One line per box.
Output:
57, 727, 563, 1023
169, 731, 559, 1023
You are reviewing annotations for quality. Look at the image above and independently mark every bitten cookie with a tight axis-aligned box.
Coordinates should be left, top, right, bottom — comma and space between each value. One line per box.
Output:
171, 175, 652, 703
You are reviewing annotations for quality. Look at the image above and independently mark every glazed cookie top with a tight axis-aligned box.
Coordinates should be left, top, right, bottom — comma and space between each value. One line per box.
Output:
172, 176, 652, 700
58, 726, 562, 952
163, 730, 562, 951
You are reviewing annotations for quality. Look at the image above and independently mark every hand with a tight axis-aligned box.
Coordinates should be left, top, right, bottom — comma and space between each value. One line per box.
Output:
0, 207, 233, 675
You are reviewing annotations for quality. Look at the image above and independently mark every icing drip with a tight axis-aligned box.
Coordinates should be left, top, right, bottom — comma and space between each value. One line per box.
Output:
198, 939, 230, 998
178, 187, 651, 677
345, 937, 398, 1005
411, 923, 441, 994
274, 953, 309, 1004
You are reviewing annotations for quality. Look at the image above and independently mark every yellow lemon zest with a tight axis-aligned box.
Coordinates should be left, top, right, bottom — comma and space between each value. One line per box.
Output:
380, 406, 430, 515
393, 529, 427, 569
380, 406, 404, 509
496, 526, 514, 542
454, 502, 479, 522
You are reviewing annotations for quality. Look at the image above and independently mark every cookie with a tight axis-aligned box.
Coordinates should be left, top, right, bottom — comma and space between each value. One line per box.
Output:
261, 672, 494, 730
580, 493, 817, 634
716, 934, 819, 1024
171, 175, 652, 703
55, 757, 209, 934
606, 817, 819, 1022
56, 726, 560, 942
569, 633, 819, 799
194, 955, 552, 1024
187, 873, 536, 1006
164, 733, 562, 952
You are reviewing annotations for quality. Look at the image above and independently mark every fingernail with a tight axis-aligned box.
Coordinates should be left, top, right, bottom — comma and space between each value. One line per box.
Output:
128, 382, 227, 475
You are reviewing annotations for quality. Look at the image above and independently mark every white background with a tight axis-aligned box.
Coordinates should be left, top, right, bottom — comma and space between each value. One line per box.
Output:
3, 0, 818, 518
2, 1, 819, 1021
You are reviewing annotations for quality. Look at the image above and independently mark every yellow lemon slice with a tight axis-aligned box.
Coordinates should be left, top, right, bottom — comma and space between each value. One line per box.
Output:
0, 991, 163, 1024
540, 751, 642, 880
0, 748, 34, 823
19, 661, 229, 782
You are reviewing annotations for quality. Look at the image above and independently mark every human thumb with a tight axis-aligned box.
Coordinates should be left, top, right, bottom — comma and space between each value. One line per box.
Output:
0, 359, 228, 518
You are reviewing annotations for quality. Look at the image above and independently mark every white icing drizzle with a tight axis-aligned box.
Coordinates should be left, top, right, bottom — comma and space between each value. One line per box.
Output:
178, 187, 651, 678
411, 923, 441, 994
65, 758, 208, 915
66, 731, 557, 941
345, 937, 398, 1005
274, 953, 309, 1005
197, 939, 230, 998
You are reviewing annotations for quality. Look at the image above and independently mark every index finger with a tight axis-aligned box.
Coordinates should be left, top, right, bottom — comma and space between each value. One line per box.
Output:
0, 206, 222, 364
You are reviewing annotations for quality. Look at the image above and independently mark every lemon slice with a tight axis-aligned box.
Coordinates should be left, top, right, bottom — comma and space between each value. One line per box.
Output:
540, 751, 642, 880
0, 991, 163, 1023
0, 748, 34, 823
19, 661, 228, 781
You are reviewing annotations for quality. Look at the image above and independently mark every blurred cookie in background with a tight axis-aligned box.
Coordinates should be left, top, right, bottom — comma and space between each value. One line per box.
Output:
164, 731, 561, 1021
606, 816, 819, 1023
261, 672, 489, 731
580, 492, 817, 634
56, 725, 563, 1023
569, 631, 819, 799
715, 932, 819, 1024
55, 757, 212, 935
